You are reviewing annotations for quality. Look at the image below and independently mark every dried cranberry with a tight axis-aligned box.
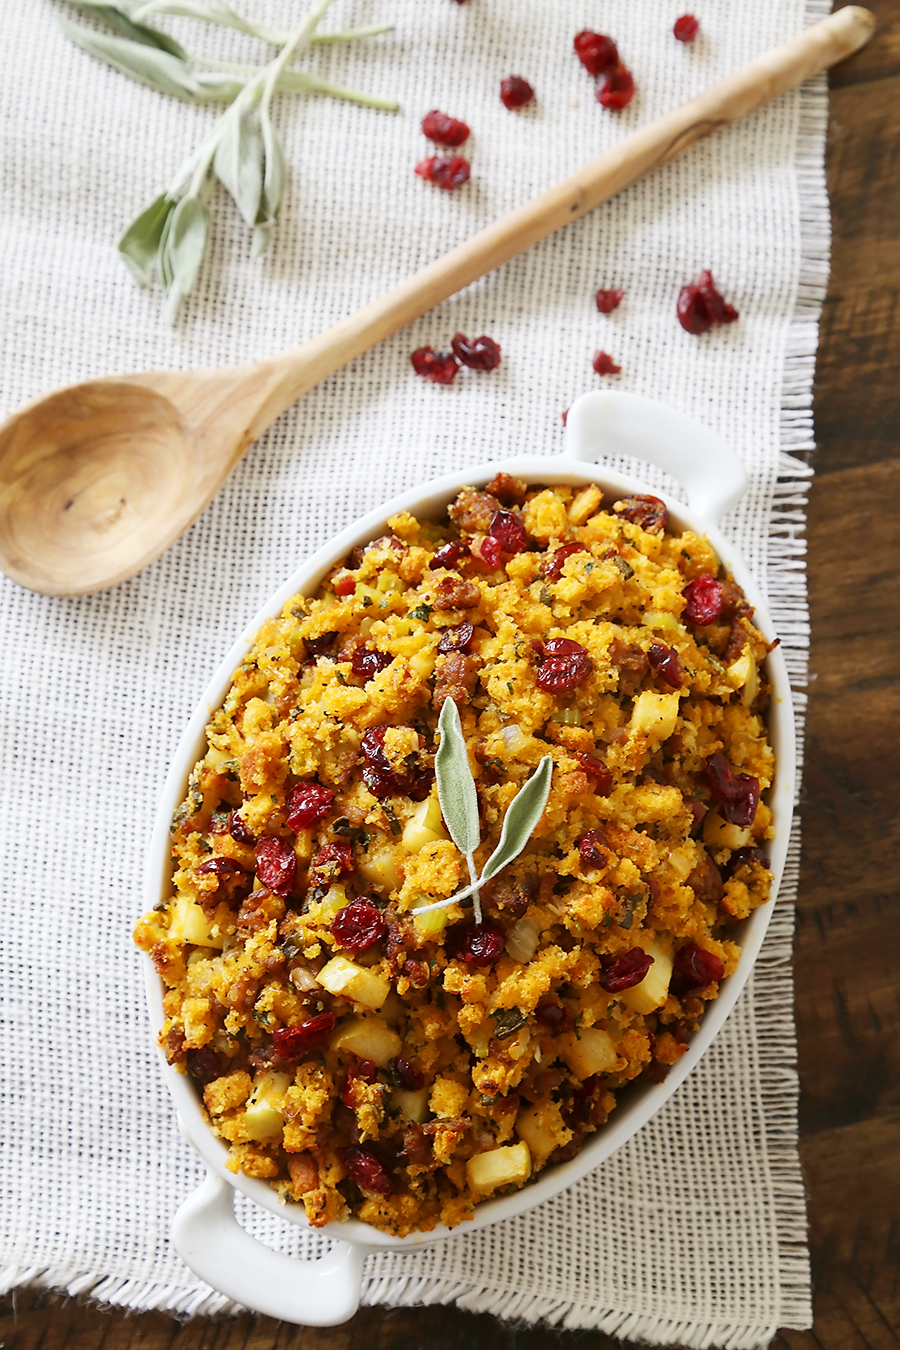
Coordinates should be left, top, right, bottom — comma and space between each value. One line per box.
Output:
450, 921, 506, 967
451, 333, 502, 371
673, 942, 725, 987
488, 509, 526, 554
596, 65, 635, 111
500, 75, 535, 109
351, 647, 392, 681
470, 534, 502, 568
535, 1000, 571, 1031
255, 836, 296, 896
415, 155, 471, 190
613, 494, 667, 533
536, 638, 593, 693
592, 350, 621, 376
229, 813, 257, 846
341, 1058, 379, 1107
421, 109, 470, 147
579, 830, 609, 869
310, 840, 354, 887
595, 287, 625, 314
360, 726, 433, 801
729, 845, 771, 873
541, 542, 587, 581
647, 642, 684, 687
570, 1075, 600, 1124
195, 856, 246, 879
688, 798, 707, 835
438, 621, 475, 654
410, 346, 460, 384
677, 270, 738, 335
186, 1045, 223, 1084
705, 753, 760, 828
674, 14, 700, 41
429, 540, 470, 570
561, 408, 569, 426
331, 897, 387, 953
393, 1057, 425, 1091
573, 30, 618, 76
273, 1012, 337, 1061
337, 1144, 393, 1197
683, 574, 723, 625
286, 781, 335, 831
600, 948, 654, 992
575, 752, 613, 796
305, 631, 338, 659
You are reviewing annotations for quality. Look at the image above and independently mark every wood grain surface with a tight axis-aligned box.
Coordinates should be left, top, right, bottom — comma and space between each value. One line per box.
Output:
3, 4, 898, 1346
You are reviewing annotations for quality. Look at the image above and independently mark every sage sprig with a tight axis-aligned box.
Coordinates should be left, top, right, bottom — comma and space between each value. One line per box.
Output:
61, 0, 398, 319
417, 700, 553, 925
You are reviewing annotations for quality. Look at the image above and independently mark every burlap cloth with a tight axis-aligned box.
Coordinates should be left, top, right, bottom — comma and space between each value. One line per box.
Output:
0, 1, 821, 1343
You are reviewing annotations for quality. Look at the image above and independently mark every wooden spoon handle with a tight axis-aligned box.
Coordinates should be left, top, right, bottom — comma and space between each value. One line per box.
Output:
249, 5, 874, 437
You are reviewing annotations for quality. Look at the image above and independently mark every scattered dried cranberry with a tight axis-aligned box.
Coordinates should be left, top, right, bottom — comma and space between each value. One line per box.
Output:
351, 647, 393, 682
613, 494, 668, 533
683, 574, 723, 625
687, 799, 708, 837
647, 642, 684, 687
542, 542, 587, 581
536, 638, 594, 693
415, 155, 471, 190
451, 332, 502, 371
305, 631, 338, 659
393, 1057, 425, 1091
450, 921, 506, 967
255, 836, 296, 896
595, 288, 625, 314
488, 509, 526, 554
286, 781, 335, 831
195, 856, 246, 880
470, 534, 502, 568
596, 65, 635, 111
338, 1144, 393, 1197
341, 1058, 379, 1108
421, 109, 470, 146
592, 350, 621, 376
331, 897, 387, 952
500, 75, 535, 109
673, 942, 725, 987
361, 726, 433, 801
561, 408, 569, 426
674, 14, 700, 41
309, 840, 354, 887
573, 29, 618, 76
579, 830, 609, 869
677, 269, 738, 335
570, 1075, 604, 1125
601, 948, 654, 992
438, 621, 475, 654
430, 540, 470, 570
410, 346, 460, 384
227, 814, 256, 846
535, 1000, 571, 1031
273, 1012, 337, 1062
186, 1045, 223, 1084
705, 753, 760, 828
575, 753, 613, 796
729, 845, 771, 873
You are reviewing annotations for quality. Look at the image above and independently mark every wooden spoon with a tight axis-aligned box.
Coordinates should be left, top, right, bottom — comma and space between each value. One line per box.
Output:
0, 6, 874, 596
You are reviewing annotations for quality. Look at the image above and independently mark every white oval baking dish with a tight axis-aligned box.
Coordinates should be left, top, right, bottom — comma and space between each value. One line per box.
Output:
142, 390, 795, 1326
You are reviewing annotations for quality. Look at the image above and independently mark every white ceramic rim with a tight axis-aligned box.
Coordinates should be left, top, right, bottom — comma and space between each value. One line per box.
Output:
142, 392, 795, 1258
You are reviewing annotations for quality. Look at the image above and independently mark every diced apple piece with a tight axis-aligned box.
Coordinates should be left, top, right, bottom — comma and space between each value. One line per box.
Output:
358, 842, 402, 893
318, 955, 391, 1010
642, 610, 679, 631
726, 649, 759, 707
559, 1026, 618, 1078
169, 893, 224, 948
393, 1087, 430, 1123
242, 1070, 290, 1140
330, 1015, 401, 1067
567, 484, 603, 526
703, 807, 753, 851
516, 1101, 572, 1163
402, 791, 449, 854
466, 1141, 532, 1194
620, 939, 673, 1014
629, 691, 680, 743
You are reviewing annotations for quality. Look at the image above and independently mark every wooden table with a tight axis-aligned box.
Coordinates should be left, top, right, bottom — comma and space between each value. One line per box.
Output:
3, 5, 898, 1347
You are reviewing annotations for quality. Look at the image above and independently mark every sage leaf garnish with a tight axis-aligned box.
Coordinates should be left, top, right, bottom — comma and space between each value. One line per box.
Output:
252, 102, 287, 258
492, 1007, 527, 1040
163, 196, 210, 321
480, 756, 553, 884
435, 700, 480, 859
69, 2, 187, 56
118, 191, 173, 281
213, 108, 264, 226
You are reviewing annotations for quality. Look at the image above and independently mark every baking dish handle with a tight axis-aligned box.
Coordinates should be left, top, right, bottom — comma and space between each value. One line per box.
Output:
563, 391, 748, 524
172, 1173, 366, 1326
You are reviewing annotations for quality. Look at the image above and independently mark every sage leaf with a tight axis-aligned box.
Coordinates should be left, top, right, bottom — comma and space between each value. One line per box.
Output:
66, 2, 187, 58
492, 1007, 527, 1040
164, 195, 210, 301
251, 103, 287, 258
435, 699, 480, 859
213, 109, 264, 227
59, 19, 205, 100
480, 757, 553, 884
118, 192, 173, 282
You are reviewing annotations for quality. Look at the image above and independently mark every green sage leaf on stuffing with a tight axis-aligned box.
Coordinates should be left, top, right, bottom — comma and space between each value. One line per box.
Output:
118, 192, 174, 282
435, 698, 480, 859
492, 1007, 527, 1040
213, 109, 264, 227
65, 2, 188, 58
162, 195, 210, 319
479, 756, 553, 884
58, 19, 205, 100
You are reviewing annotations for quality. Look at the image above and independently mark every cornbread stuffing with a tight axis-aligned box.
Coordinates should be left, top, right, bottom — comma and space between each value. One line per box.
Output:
136, 474, 776, 1236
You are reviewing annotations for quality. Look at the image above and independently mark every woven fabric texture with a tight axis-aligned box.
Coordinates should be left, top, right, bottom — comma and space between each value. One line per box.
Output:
0, 1, 822, 1344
